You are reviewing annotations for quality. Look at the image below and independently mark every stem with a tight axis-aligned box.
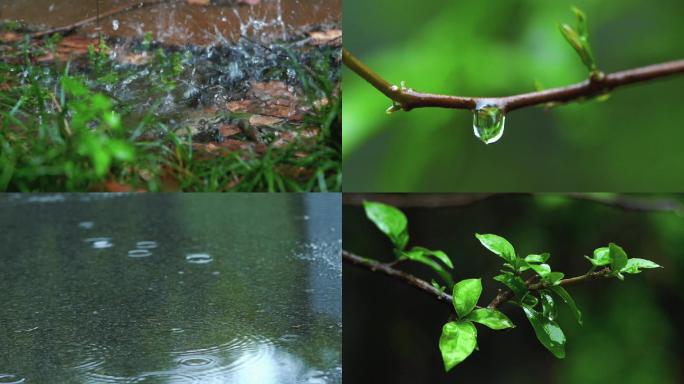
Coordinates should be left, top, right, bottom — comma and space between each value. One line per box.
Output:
343, 249, 612, 310
343, 48, 684, 112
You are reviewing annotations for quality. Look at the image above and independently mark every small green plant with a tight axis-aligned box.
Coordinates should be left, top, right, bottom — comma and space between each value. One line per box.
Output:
361, 201, 662, 373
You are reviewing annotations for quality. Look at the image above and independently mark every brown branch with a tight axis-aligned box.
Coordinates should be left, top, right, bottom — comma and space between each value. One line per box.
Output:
343, 250, 453, 304
343, 48, 684, 113
486, 268, 611, 309
343, 249, 613, 311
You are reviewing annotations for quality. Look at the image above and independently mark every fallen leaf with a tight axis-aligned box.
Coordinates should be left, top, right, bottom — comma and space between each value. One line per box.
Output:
249, 114, 283, 127
219, 124, 241, 137
308, 29, 342, 46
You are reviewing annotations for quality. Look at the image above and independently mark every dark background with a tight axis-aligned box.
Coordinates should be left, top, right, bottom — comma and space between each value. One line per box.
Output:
343, 0, 684, 191
343, 194, 684, 383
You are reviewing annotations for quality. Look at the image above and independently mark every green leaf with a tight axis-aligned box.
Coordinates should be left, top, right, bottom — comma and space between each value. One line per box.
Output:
571, 6, 588, 37
540, 291, 557, 321
525, 253, 550, 264
521, 293, 538, 308
363, 201, 409, 250
439, 321, 477, 371
558, 6, 597, 72
621, 258, 662, 274
493, 273, 527, 299
529, 263, 551, 277
402, 249, 454, 287
548, 286, 582, 325
585, 247, 611, 266
465, 308, 514, 330
523, 305, 566, 359
452, 278, 482, 318
475, 233, 516, 264
609, 243, 628, 275
543, 272, 565, 285
410, 246, 454, 269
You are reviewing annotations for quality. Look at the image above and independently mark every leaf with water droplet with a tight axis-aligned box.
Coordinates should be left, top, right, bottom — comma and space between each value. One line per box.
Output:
473, 105, 505, 144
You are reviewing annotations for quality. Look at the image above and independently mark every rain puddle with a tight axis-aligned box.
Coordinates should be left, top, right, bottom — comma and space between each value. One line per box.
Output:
0, 1, 341, 191
0, 193, 341, 383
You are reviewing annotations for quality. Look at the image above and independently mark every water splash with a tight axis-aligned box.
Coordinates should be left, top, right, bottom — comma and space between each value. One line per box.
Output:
473, 102, 506, 144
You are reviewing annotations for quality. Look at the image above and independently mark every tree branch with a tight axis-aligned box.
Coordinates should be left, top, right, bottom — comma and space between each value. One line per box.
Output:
343, 249, 612, 311
343, 48, 684, 113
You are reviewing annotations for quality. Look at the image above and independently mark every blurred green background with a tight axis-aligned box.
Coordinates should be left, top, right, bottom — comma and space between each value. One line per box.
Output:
342, 0, 684, 191
343, 194, 684, 383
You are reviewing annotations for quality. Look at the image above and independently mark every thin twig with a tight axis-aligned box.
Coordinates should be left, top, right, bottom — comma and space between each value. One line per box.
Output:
343, 48, 684, 112
343, 249, 612, 310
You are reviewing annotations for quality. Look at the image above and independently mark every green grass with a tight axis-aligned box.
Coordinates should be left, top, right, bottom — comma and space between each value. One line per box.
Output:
0, 30, 341, 192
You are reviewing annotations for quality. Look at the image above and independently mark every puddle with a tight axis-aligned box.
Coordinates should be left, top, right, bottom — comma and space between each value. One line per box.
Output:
0, 193, 341, 383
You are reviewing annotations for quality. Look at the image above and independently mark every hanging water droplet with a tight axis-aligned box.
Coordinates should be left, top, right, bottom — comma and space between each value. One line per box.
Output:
473, 103, 505, 144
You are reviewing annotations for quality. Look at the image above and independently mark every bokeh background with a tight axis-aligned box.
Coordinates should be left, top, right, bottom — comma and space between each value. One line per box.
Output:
343, 194, 684, 383
343, 0, 684, 191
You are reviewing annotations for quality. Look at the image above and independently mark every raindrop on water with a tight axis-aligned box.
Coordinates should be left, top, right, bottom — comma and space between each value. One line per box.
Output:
85, 237, 113, 249
128, 249, 152, 258
473, 103, 506, 144
136, 241, 158, 249
186, 253, 213, 264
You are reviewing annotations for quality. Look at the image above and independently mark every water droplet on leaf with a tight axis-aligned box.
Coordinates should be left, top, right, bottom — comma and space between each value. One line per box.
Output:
473, 104, 505, 144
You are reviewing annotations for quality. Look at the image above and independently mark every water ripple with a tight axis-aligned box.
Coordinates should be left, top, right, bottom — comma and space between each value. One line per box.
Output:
0, 374, 25, 384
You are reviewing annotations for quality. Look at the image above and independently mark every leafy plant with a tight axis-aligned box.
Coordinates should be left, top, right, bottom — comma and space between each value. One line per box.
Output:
361, 201, 662, 372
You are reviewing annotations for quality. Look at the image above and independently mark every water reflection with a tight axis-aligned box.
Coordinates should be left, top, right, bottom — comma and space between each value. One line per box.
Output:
0, 194, 341, 383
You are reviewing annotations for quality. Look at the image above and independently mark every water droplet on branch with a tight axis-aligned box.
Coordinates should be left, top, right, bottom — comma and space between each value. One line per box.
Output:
473, 103, 505, 144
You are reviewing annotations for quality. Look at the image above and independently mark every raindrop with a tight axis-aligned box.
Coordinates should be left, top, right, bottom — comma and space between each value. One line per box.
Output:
177, 356, 214, 367
473, 103, 505, 144
112, 20, 120, 31
128, 249, 152, 258
186, 253, 213, 264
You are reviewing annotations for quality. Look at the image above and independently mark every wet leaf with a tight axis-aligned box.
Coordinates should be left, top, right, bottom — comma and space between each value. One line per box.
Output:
609, 243, 628, 277
410, 246, 454, 269
493, 273, 527, 299
475, 233, 516, 263
439, 321, 477, 371
525, 253, 550, 263
548, 286, 582, 325
362, 201, 409, 250
540, 290, 556, 321
523, 305, 566, 358
621, 258, 662, 274
465, 308, 514, 330
585, 246, 611, 266
402, 248, 454, 287
452, 278, 481, 318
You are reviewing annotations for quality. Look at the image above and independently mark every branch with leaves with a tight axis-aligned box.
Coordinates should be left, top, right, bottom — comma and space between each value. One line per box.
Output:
346, 201, 662, 372
343, 7, 684, 144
